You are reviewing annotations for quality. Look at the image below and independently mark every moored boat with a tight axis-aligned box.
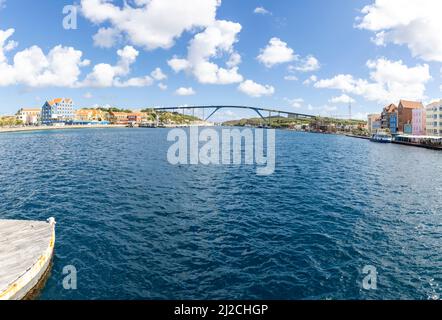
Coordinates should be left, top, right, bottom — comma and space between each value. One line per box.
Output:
370, 130, 393, 143
0, 218, 56, 300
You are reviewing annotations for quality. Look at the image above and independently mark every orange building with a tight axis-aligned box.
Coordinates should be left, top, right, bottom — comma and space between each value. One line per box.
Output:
109, 112, 129, 125
398, 100, 423, 133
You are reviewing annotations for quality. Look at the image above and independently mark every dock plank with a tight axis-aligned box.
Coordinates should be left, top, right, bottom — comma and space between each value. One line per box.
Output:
0, 220, 55, 300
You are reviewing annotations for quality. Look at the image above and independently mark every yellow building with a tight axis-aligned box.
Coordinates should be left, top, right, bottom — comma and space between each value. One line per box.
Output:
75, 109, 107, 122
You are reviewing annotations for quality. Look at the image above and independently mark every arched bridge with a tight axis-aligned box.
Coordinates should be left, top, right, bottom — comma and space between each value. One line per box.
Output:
151, 106, 316, 123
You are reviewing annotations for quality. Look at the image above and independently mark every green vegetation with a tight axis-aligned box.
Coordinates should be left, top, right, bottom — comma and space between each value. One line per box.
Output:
0, 117, 23, 127
141, 109, 201, 124
223, 116, 312, 129
223, 116, 368, 136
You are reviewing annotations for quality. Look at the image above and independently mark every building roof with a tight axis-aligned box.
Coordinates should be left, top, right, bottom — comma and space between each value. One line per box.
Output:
47, 98, 73, 106
426, 99, 442, 109
399, 100, 423, 109
20, 108, 41, 112
383, 103, 398, 113
110, 112, 129, 116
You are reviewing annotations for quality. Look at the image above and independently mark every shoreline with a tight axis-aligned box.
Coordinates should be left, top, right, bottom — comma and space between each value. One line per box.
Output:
0, 124, 127, 134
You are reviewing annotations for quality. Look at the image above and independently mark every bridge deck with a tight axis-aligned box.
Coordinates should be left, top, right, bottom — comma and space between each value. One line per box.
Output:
0, 219, 55, 300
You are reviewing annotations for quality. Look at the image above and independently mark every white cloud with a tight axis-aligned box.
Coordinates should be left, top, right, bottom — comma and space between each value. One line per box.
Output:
238, 80, 275, 98
329, 94, 356, 104
357, 0, 442, 62
82, 46, 153, 88
81, 0, 220, 51
257, 37, 296, 68
168, 57, 190, 73
175, 87, 196, 96
0, 29, 90, 87
314, 58, 431, 103
151, 67, 167, 81
254, 7, 271, 15
93, 27, 121, 48
83, 92, 93, 99
167, 20, 244, 85
158, 83, 168, 91
303, 75, 317, 85
284, 75, 298, 81
284, 98, 304, 108
293, 55, 320, 72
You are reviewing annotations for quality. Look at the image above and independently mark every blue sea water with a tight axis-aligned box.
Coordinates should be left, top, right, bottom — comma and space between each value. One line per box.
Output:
0, 128, 441, 300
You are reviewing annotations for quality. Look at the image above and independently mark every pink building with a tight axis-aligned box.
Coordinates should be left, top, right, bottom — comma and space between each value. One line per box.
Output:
412, 108, 426, 135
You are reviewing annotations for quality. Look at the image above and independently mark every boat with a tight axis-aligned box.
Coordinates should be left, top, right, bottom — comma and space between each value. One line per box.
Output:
370, 130, 393, 143
0, 218, 56, 300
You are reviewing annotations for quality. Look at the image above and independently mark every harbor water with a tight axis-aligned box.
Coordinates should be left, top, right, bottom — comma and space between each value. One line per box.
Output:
0, 128, 441, 300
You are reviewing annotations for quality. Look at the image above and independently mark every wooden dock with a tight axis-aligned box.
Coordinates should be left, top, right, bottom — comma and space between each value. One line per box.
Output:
0, 218, 56, 300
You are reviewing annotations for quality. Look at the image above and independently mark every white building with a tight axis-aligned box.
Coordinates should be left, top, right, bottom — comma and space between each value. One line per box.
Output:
16, 108, 41, 125
41, 98, 75, 125
426, 100, 442, 136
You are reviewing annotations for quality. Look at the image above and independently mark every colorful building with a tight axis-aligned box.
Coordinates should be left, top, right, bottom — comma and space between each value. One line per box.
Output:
426, 100, 442, 136
367, 114, 381, 134
75, 109, 107, 122
381, 103, 398, 134
398, 100, 424, 133
109, 112, 129, 125
16, 108, 41, 125
127, 112, 145, 124
41, 98, 75, 125
412, 108, 426, 136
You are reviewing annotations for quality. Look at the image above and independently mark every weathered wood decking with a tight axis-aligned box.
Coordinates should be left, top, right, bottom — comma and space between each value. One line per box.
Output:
0, 219, 56, 300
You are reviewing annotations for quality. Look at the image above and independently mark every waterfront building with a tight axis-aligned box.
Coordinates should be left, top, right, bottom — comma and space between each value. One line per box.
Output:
381, 103, 398, 134
426, 100, 442, 136
412, 108, 426, 136
75, 109, 107, 122
41, 98, 75, 125
367, 114, 381, 134
16, 108, 41, 125
398, 100, 423, 133
109, 112, 129, 125
127, 112, 145, 124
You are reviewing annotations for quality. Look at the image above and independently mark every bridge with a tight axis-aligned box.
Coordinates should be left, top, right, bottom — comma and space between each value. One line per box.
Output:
151, 105, 317, 123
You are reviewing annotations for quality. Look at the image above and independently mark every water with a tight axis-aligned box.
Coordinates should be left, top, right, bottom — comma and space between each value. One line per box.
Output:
0, 128, 441, 300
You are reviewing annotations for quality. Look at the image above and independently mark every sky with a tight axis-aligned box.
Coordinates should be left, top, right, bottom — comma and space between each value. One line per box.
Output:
0, 0, 441, 121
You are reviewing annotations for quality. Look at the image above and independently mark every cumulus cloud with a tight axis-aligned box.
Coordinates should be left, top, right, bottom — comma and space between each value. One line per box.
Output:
303, 75, 317, 86
0, 29, 156, 88
0, 28, 90, 87
81, 0, 220, 51
93, 27, 121, 48
292, 55, 320, 72
254, 7, 271, 15
175, 87, 196, 96
82, 45, 153, 88
158, 83, 168, 91
238, 80, 275, 98
167, 20, 244, 85
329, 94, 356, 104
257, 37, 296, 68
284, 98, 304, 108
284, 75, 298, 81
357, 0, 442, 62
314, 58, 431, 103
151, 67, 167, 81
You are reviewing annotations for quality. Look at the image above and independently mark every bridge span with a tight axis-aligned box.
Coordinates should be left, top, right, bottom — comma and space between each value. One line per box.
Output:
151, 105, 317, 123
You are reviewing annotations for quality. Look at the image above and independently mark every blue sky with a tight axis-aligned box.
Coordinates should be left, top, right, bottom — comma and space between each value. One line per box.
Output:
0, 0, 441, 121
